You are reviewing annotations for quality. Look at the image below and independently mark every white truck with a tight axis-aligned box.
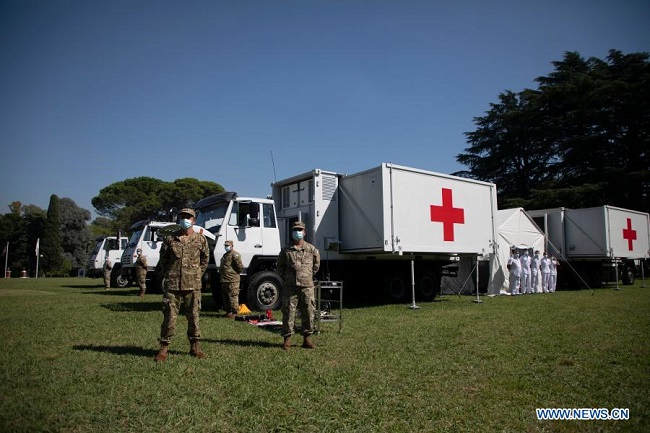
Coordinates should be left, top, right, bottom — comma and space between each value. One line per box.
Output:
195, 163, 498, 310
118, 220, 216, 292
87, 236, 128, 285
527, 205, 650, 288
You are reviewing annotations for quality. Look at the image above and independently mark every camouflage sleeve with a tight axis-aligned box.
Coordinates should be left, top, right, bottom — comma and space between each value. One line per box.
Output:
159, 237, 170, 272
199, 235, 209, 276
276, 248, 286, 280
234, 253, 244, 273
312, 245, 320, 275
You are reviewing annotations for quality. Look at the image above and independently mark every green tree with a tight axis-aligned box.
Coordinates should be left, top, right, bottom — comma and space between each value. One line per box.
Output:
456, 50, 650, 212
41, 195, 64, 276
92, 177, 224, 230
59, 198, 92, 272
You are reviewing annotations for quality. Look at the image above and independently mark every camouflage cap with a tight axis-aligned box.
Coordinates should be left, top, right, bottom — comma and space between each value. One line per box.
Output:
224, 240, 234, 246
178, 208, 196, 218
292, 221, 306, 230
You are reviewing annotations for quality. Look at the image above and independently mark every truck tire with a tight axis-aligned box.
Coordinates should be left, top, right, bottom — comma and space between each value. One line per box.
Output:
110, 264, 130, 288
622, 265, 635, 285
384, 274, 407, 303
417, 271, 440, 302
211, 282, 224, 310
247, 271, 283, 311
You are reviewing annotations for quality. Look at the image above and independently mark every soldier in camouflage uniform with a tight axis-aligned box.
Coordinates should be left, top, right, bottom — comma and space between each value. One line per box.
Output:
135, 248, 148, 297
154, 208, 209, 362
277, 221, 320, 350
220, 240, 244, 318
102, 258, 112, 290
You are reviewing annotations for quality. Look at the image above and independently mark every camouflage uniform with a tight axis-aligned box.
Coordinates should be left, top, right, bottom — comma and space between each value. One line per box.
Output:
219, 241, 244, 316
102, 259, 112, 290
135, 251, 148, 295
277, 227, 320, 339
158, 228, 209, 344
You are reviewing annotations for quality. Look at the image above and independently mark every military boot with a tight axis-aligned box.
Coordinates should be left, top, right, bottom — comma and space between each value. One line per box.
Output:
154, 343, 169, 362
138, 289, 146, 298
189, 339, 206, 359
282, 336, 292, 351
301, 335, 316, 349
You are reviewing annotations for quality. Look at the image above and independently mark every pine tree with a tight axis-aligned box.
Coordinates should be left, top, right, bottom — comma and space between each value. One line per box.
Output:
41, 195, 64, 276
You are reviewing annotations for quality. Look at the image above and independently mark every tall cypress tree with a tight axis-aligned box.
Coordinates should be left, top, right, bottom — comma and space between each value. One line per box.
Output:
41, 194, 64, 276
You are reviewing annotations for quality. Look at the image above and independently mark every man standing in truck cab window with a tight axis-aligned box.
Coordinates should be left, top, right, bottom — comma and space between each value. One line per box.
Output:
220, 240, 243, 319
135, 248, 148, 298
154, 208, 209, 362
277, 221, 321, 350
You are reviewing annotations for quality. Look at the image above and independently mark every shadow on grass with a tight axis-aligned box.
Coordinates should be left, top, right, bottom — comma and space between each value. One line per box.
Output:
73, 344, 158, 358
100, 302, 161, 312
202, 338, 280, 348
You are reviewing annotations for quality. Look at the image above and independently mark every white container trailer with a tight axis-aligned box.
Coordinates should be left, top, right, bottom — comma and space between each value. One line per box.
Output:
273, 163, 498, 303
528, 206, 650, 287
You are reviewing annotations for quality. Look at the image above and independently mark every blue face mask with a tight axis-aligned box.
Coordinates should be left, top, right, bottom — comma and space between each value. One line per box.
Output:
292, 230, 304, 241
180, 218, 192, 230
224, 245, 232, 252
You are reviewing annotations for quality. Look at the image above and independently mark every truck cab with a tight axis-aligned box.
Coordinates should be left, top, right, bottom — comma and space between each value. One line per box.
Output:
195, 192, 282, 310
119, 220, 177, 291
87, 236, 128, 281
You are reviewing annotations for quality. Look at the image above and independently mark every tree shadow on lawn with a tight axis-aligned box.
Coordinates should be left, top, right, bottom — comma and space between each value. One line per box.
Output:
73, 344, 158, 358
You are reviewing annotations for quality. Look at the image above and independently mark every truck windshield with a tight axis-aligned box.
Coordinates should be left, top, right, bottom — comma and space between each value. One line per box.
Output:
196, 202, 229, 234
127, 230, 143, 247
91, 241, 103, 255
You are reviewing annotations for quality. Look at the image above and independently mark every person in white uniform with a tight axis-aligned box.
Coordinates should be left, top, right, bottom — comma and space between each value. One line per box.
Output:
531, 250, 541, 293
507, 249, 522, 295
549, 256, 559, 292
540, 252, 552, 293
520, 250, 532, 294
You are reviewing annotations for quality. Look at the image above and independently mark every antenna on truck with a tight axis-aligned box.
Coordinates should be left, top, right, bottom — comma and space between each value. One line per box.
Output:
270, 151, 277, 183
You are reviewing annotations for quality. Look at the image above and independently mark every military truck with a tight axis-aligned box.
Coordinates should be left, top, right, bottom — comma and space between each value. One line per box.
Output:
87, 236, 128, 286
195, 163, 498, 311
528, 205, 650, 288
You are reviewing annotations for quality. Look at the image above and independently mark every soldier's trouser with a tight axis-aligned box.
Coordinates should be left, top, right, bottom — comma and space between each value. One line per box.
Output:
221, 281, 240, 314
159, 290, 201, 343
281, 285, 315, 338
137, 270, 147, 290
103, 273, 111, 288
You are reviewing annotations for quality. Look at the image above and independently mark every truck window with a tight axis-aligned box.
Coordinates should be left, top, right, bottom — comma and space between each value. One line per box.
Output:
263, 203, 276, 228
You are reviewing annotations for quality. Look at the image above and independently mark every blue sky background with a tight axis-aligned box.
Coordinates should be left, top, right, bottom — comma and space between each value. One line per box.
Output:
1, 0, 648, 220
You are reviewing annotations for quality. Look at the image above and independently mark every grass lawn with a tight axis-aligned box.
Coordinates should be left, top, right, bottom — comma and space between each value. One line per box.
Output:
0, 276, 648, 432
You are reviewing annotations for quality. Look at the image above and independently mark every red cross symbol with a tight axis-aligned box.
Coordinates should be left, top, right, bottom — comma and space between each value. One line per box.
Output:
430, 188, 465, 241
622, 218, 637, 251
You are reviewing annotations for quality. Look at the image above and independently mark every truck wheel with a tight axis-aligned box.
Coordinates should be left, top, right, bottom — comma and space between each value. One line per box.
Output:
417, 272, 440, 302
622, 266, 635, 285
384, 274, 407, 303
115, 273, 131, 288
247, 271, 283, 311
211, 282, 224, 310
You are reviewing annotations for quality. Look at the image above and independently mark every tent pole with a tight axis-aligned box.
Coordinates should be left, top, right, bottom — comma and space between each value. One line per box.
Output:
473, 256, 482, 303
408, 253, 420, 310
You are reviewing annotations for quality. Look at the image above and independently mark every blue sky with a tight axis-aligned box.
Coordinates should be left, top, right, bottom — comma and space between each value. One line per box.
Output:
1, 0, 648, 220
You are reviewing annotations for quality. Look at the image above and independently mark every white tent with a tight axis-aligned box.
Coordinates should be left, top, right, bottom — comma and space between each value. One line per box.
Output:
489, 208, 545, 295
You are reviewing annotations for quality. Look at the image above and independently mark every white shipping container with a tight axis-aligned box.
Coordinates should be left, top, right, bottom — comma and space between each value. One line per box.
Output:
565, 206, 650, 259
338, 163, 497, 256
